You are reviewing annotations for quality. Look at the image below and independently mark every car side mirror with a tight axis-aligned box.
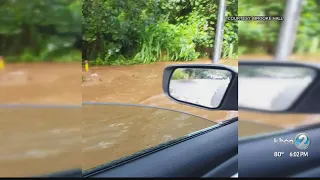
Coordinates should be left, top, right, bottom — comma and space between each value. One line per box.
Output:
239, 60, 320, 114
162, 64, 238, 111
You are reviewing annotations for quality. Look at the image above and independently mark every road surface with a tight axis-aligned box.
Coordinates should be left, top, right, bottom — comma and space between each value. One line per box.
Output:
169, 79, 230, 108
239, 77, 313, 110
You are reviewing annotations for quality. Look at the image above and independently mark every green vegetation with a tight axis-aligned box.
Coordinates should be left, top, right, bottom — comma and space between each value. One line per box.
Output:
0, 0, 81, 62
172, 68, 230, 80
239, 0, 320, 55
4, 0, 317, 64
83, 0, 238, 65
172, 69, 189, 80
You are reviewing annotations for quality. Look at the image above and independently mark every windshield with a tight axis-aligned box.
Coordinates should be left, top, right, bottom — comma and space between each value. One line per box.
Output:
82, 103, 215, 173
0, 105, 81, 177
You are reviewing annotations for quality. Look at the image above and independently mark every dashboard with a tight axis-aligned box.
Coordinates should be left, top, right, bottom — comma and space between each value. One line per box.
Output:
239, 123, 320, 177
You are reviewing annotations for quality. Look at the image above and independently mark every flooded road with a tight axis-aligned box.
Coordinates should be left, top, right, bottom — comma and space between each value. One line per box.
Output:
0, 107, 81, 177
82, 56, 317, 171
1, 60, 235, 176
1, 56, 319, 175
82, 59, 238, 171
0, 63, 81, 104
0, 63, 81, 176
82, 56, 319, 135
82, 59, 238, 122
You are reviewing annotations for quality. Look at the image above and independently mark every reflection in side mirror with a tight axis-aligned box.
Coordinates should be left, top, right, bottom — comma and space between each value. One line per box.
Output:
169, 68, 232, 108
239, 65, 317, 111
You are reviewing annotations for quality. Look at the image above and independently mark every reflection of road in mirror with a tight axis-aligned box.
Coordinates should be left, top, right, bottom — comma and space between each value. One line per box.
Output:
239, 76, 313, 111
169, 79, 230, 108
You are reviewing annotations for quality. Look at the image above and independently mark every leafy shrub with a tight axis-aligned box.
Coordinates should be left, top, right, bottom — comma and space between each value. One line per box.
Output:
82, 0, 239, 65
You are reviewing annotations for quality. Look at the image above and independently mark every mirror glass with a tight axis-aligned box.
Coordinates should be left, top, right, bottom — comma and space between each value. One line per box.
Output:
169, 68, 232, 108
239, 65, 317, 111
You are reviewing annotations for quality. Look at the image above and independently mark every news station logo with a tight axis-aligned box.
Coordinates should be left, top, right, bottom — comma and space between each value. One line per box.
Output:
295, 133, 310, 150
274, 133, 310, 150
274, 137, 294, 145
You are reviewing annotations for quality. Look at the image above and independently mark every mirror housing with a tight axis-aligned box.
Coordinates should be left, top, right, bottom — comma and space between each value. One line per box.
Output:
163, 64, 238, 111
239, 60, 320, 114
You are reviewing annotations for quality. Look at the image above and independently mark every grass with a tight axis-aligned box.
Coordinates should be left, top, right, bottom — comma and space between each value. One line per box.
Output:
87, 50, 238, 66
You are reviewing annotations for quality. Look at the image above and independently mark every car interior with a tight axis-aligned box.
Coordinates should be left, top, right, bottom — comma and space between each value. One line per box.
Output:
238, 60, 320, 177
84, 117, 238, 178
239, 123, 320, 177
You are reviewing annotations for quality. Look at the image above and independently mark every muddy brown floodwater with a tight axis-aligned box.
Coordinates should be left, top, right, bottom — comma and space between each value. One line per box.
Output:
0, 107, 81, 177
1, 56, 319, 176
82, 104, 215, 171
0, 62, 81, 177
82, 59, 238, 171
82, 59, 238, 121
0, 63, 81, 104
82, 56, 319, 171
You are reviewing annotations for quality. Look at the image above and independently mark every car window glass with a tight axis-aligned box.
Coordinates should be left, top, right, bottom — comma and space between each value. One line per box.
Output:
82, 104, 215, 172
0, 106, 81, 177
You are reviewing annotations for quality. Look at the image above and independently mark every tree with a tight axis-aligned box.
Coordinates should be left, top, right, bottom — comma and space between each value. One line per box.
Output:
0, 0, 81, 62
